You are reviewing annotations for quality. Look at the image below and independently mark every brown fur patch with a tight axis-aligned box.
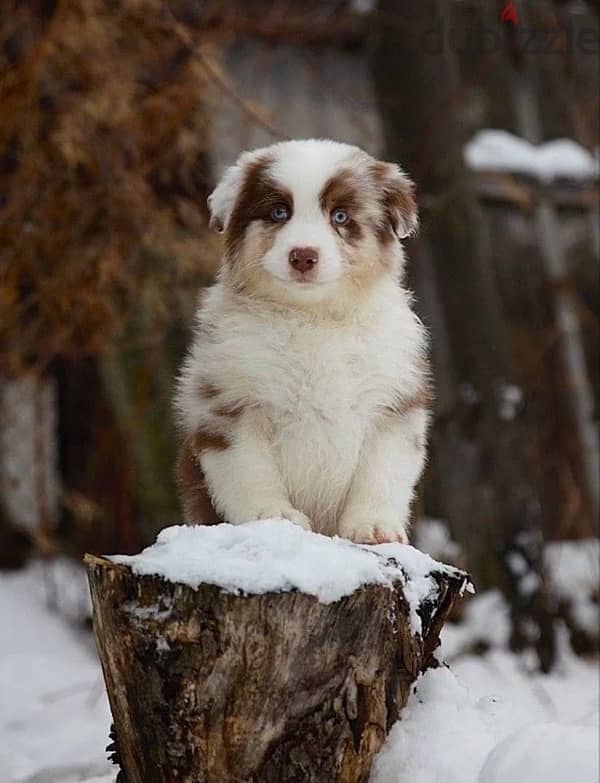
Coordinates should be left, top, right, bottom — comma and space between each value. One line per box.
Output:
226, 156, 293, 257
213, 400, 245, 420
382, 382, 434, 418
190, 428, 229, 453
175, 438, 223, 524
196, 380, 220, 400
372, 161, 417, 241
196, 378, 246, 420
319, 169, 364, 244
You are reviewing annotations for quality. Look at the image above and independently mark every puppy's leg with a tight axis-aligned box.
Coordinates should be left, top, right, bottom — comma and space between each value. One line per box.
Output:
338, 407, 429, 544
176, 437, 222, 524
199, 408, 312, 530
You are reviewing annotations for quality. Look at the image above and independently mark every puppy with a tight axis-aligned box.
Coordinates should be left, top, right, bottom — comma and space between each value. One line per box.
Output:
174, 139, 431, 544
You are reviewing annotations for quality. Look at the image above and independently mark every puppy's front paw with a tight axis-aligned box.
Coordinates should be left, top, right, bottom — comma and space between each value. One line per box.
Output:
338, 516, 408, 545
257, 507, 313, 532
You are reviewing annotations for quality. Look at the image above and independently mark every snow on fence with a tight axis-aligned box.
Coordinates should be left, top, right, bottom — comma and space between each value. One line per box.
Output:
465, 130, 599, 183
464, 130, 599, 522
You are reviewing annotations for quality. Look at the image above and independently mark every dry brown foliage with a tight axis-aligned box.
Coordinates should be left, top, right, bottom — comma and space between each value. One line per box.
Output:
0, 0, 222, 374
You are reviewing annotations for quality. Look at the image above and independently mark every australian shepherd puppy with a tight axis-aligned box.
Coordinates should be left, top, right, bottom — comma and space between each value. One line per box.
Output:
174, 139, 431, 544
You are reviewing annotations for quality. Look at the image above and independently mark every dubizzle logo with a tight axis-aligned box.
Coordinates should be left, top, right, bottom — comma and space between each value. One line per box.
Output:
501, 1, 519, 27
421, 2, 598, 56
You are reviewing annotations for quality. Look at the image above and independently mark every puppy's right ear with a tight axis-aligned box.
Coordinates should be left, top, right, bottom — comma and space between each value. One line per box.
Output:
207, 148, 270, 233
207, 161, 244, 233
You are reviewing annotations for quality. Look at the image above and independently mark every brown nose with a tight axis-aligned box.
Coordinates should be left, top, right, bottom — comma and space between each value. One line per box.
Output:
289, 247, 319, 273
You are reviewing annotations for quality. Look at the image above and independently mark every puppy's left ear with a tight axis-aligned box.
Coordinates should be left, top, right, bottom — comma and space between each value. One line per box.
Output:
374, 161, 419, 240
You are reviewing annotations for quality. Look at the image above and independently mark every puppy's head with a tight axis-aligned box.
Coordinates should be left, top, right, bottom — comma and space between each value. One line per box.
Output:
208, 139, 418, 306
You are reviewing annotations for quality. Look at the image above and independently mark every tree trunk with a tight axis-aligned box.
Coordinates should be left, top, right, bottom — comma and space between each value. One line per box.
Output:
86, 552, 467, 783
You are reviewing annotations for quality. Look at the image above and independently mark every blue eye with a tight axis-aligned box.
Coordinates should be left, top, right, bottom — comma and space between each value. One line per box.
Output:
332, 208, 349, 226
271, 204, 289, 222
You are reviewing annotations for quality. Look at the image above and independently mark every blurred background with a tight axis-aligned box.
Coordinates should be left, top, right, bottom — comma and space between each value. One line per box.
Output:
0, 5, 599, 775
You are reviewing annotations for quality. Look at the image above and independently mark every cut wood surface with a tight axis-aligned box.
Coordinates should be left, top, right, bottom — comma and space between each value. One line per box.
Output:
86, 522, 470, 783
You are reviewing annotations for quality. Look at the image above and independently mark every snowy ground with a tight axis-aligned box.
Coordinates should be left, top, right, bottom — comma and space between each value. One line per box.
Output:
1, 532, 598, 783
372, 634, 599, 783
0, 563, 113, 783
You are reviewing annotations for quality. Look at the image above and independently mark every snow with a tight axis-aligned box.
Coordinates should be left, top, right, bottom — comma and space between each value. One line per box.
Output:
497, 383, 523, 422
464, 129, 600, 183
413, 518, 462, 563
545, 538, 599, 636
1, 535, 597, 783
77, 778, 113, 783
546, 539, 599, 596
373, 577, 599, 783
441, 589, 512, 659
350, 0, 376, 13
0, 564, 113, 783
111, 519, 469, 634
479, 723, 598, 783
371, 644, 599, 783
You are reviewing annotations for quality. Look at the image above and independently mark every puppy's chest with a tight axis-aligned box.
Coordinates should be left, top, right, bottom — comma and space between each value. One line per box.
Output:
271, 353, 359, 428
250, 329, 387, 435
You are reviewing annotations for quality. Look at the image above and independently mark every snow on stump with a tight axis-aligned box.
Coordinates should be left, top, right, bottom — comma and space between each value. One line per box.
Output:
85, 520, 471, 783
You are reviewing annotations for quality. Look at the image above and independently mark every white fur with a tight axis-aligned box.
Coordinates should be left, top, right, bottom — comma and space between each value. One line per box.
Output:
176, 139, 429, 543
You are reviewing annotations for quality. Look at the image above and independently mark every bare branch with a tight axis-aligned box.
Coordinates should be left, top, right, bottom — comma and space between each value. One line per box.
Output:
163, 2, 286, 141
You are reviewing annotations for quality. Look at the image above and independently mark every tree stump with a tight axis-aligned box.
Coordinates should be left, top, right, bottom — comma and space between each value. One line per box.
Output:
86, 523, 469, 783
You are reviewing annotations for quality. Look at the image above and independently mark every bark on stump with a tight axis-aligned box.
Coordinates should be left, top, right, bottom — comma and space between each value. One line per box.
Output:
86, 553, 468, 783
